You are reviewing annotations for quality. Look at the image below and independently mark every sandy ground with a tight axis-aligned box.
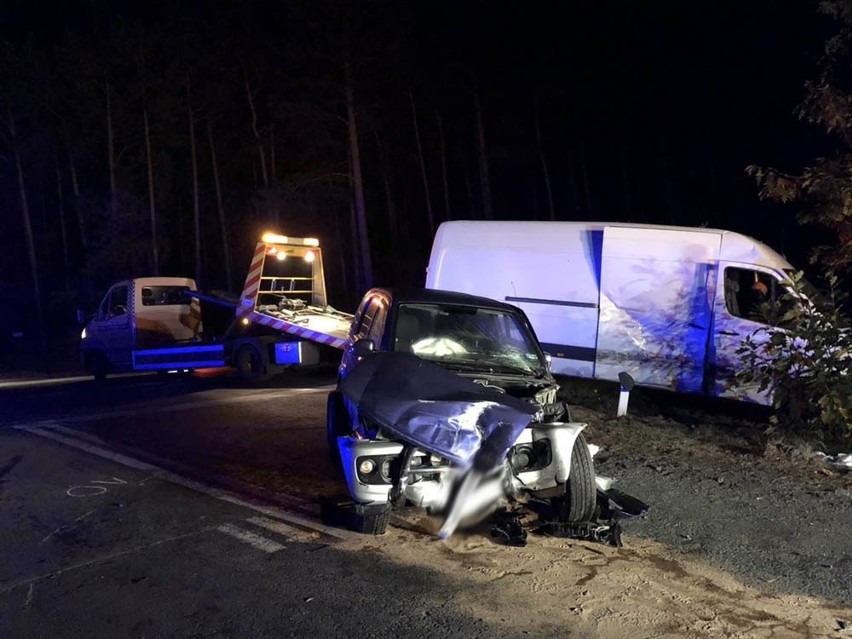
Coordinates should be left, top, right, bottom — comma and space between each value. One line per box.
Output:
330, 378, 852, 638
339, 519, 849, 639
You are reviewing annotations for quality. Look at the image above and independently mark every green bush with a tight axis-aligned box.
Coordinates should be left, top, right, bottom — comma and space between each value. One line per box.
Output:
736, 271, 852, 446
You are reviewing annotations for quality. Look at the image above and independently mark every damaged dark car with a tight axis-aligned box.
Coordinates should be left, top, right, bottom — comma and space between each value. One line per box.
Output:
326, 288, 639, 538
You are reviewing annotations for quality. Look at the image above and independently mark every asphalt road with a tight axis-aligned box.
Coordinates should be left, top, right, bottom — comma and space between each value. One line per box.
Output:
2, 368, 850, 638
0, 376, 505, 639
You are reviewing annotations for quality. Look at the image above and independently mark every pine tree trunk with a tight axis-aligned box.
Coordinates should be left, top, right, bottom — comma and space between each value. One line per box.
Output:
187, 77, 202, 285
208, 121, 233, 291
534, 105, 556, 220
9, 110, 44, 342
567, 150, 582, 218
620, 145, 633, 222
373, 128, 398, 240
55, 160, 70, 281
68, 151, 86, 254
269, 121, 276, 182
437, 112, 451, 221
144, 109, 159, 275
334, 211, 350, 307
409, 89, 434, 234
106, 79, 117, 240
474, 91, 493, 219
349, 202, 362, 297
344, 60, 373, 291
374, 128, 400, 276
243, 72, 268, 188
659, 137, 679, 224
580, 141, 594, 218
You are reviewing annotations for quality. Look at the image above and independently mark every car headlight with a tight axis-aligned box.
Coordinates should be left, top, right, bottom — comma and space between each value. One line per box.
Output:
80, 327, 87, 340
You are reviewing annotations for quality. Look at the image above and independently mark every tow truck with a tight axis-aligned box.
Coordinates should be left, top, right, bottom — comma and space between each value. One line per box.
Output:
80, 232, 353, 382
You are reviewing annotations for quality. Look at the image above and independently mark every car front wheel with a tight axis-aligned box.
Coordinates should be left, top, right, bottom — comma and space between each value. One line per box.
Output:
554, 431, 596, 523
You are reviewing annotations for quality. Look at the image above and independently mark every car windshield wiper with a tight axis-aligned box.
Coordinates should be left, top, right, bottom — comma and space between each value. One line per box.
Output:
481, 361, 546, 377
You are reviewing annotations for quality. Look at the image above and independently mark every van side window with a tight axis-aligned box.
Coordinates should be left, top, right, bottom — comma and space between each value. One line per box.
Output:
724, 267, 779, 323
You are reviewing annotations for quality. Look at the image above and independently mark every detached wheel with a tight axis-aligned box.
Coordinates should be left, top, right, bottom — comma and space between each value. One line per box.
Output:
326, 390, 349, 464
555, 431, 597, 523
355, 503, 390, 535
234, 343, 270, 383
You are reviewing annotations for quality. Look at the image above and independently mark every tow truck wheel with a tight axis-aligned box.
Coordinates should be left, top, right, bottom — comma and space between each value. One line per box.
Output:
326, 390, 351, 466
234, 343, 269, 383
554, 431, 597, 523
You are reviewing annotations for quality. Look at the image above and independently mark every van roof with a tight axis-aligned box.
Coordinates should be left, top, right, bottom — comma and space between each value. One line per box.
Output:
434, 220, 793, 271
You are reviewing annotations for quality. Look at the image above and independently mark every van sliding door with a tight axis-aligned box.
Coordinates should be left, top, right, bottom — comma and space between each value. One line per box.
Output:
596, 226, 721, 393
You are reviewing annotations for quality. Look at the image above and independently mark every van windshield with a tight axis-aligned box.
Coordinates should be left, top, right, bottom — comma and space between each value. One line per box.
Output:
392, 303, 547, 377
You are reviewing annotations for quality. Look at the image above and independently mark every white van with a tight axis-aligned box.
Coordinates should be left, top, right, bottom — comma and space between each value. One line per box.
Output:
425, 221, 798, 404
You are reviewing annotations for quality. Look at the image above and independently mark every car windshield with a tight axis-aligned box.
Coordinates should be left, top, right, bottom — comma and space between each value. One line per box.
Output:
392, 303, 546, 377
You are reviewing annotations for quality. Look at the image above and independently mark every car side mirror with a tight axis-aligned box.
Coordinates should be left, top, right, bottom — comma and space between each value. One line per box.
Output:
544, 352, 552, 370
112, 305, 127, 317
353, 338, 375, 359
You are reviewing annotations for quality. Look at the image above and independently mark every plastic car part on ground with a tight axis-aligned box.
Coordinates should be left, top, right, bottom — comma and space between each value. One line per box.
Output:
814, 451, 852, 471
488, 488, 651, 548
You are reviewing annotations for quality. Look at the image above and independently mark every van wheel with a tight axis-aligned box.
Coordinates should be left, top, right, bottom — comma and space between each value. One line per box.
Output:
234, 343, 269, 383
326, 390, 349, 464
91, 352, 108, 382
554, 432, 597, 523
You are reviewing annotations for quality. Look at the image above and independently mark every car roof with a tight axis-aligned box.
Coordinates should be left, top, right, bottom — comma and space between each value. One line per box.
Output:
372, 287, 522, 313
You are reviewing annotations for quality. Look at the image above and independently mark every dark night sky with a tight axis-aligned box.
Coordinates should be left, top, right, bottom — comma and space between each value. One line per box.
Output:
0, 0, 839, 323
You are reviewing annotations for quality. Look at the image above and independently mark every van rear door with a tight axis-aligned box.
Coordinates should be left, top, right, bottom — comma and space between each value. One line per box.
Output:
596, 226, 721, 393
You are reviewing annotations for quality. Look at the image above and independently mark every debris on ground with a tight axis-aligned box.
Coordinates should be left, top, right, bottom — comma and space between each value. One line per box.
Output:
489, 510, 528, 547
814, 452, 852, 472
537, 520, 623, 547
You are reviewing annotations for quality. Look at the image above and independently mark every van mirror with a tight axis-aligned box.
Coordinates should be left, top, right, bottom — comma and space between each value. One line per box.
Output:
111, 305, 127, 317
544, 352, 552, 370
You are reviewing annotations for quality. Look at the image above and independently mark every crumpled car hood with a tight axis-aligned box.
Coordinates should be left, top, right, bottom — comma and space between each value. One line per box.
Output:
339, 352, 540, 471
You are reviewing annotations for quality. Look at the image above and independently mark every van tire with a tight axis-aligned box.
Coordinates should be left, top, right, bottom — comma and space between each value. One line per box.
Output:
91, 352, 108, 382
234, 343, 269, 383
555, 432, 596, 523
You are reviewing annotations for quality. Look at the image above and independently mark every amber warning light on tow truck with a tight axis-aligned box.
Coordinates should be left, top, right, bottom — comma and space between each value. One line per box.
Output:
261, 231, 320, 247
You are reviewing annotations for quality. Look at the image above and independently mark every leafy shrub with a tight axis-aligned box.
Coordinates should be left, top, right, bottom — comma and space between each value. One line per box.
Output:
736, 271, 852, 446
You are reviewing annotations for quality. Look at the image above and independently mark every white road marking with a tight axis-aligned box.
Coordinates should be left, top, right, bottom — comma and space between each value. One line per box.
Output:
0, 375, 96, 390
39, 509, 96, 545
66, 485, 107, 497
24, 583, 34, 608
0, 373, 142, 390
247, 516, 320, 543
216, 523, 286, 554
14, 422, 356, 541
